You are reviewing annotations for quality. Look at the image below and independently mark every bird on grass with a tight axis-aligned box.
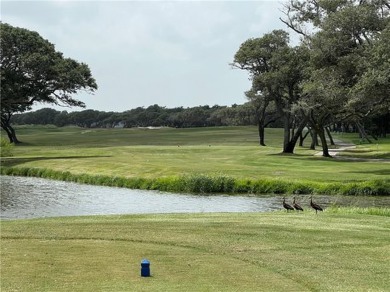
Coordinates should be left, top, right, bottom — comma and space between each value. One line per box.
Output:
293, 196, 304, 211
283, 197, 294, 212
310, 196, 323, 214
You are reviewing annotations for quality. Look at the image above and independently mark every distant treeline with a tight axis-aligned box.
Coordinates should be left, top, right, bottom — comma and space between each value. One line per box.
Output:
11, 103, 388, 138
11, 103, 281, 128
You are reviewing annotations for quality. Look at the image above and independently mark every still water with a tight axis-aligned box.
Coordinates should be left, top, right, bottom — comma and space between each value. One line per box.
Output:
1, 175, 389, 220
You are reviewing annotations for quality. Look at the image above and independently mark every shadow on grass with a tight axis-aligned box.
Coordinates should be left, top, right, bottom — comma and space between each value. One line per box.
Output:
340, 153, 390, 159
341, 150, 373, 154
346, 169, 390, 176
338, 153, 390, 162
14, 142, 115, 148
269, 152, 314, 157
1, 155, 112, 167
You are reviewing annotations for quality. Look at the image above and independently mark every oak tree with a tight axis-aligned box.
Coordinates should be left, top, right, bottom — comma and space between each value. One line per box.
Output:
232, 30, 308, 153
0, 23, 97, 143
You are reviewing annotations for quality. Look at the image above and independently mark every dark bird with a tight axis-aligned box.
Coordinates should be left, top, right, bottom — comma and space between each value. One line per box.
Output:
283, 197, 294, 212
310, 196, 323, 214
293, 196, 304, 211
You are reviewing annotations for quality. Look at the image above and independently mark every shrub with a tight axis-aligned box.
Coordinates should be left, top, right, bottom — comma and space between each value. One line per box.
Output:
250, 179, 274, 194
289, 181, 316, 194
180, 174, 236, 194
233, 179, 252, 193
183, 174, 214, 193
316, 183, 343, 195
152, 176, 184, 192
0, 137, 14, 157
213, 175, 235, 193
370, 180, 390, 196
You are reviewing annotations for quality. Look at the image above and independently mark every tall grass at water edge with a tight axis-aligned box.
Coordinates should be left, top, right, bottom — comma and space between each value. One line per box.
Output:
2, 166, 389, 196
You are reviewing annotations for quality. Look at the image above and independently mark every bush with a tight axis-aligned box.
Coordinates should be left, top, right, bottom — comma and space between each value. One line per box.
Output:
0, 137, 14, 157
152, 176, 184, 192
250, 180, 274, 194
289, 181, 316, 194
233, 179, 252, 193
180, 174, 236, 194
316, 183, 343, 195
342, 181, 390, 196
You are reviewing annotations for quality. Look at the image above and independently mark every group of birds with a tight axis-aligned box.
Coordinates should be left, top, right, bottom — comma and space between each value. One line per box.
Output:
282, 196, 323, 214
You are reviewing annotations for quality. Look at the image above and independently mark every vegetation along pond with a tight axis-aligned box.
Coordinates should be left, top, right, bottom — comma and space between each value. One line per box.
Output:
1, 175, 389, 220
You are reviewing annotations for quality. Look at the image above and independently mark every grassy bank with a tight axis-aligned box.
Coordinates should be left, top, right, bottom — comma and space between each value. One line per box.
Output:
1, 166, 389, 196
1, 126, 389, 195
1, 210, 389, 291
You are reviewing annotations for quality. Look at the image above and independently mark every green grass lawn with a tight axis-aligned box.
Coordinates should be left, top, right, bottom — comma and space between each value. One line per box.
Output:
1, 127, 389, 291
1, 210, 389, 291
1, 126, 389, 184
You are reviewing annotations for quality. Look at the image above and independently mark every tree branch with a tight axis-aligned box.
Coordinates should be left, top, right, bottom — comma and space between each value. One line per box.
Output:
279, 17, 308, 37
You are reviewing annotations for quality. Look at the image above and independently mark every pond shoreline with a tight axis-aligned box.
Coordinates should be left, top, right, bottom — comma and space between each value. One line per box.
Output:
1, 166, 389, 196
0, 175, 281, 220
2, 175, 389, 220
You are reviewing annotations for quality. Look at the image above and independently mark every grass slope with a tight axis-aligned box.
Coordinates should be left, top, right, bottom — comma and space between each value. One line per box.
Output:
1, 126, 389, 194
1, 210, 389, 291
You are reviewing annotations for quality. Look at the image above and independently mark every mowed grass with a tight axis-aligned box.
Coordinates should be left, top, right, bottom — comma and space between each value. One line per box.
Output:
1, 127, 389, 291
2, 126, 389, 183
1, 211, 389, 291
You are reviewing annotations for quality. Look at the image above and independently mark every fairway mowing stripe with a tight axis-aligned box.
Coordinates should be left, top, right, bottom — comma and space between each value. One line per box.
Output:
1, 235, 310, 290
223, 251, 312, 291
1, 236, 212, 254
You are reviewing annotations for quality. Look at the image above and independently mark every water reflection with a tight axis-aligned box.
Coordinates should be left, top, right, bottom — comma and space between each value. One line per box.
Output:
1, 175, 389, 220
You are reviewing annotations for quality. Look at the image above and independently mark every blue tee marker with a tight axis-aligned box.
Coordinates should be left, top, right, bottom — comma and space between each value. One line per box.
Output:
141, 259, 150, 277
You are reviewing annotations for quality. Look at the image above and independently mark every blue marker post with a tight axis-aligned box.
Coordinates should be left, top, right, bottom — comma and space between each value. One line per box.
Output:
141, 259, 150, 277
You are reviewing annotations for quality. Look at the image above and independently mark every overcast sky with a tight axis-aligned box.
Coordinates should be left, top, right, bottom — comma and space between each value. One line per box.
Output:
1, 0, 295, 112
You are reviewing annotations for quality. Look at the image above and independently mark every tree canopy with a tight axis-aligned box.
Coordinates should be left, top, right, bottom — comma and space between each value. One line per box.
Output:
233, 0, 389, 156
292, 0, 390, 148
232, 30, 309, 154
2, 1, 389, 153
0, 23, 97, 143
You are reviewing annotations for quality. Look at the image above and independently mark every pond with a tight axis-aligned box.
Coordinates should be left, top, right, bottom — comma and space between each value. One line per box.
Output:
1, 175, 389, 220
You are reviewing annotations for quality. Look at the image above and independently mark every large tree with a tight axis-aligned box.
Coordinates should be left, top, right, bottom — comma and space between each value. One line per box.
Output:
282, 0, 390, 147
0, 23, 97, 143
232, 30, 308, 154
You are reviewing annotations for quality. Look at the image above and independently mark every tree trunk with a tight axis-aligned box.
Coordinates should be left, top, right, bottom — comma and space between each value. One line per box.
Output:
356, 121, 372, 143
283, 118, 307, 154
381, 114, 389, 138
258, 122, 266, 146
6, 125, 20, 144
317, 127, 331, 157
1, 119, 21, 144
325, 127, 335, 145
309, 129, 317, 150
299, 130, 310, 147
282, 116, 291, 153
